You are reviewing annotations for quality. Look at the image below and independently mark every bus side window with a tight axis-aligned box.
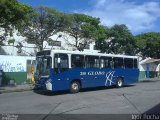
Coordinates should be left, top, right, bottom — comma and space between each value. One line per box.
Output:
54, 53, 69, 73
113, 57, 124, 68
110, 61, 114, 69
124, 58, 134, 68
71, 55, 84, 68
86, 56, 99, 68
100, 57, 112, 68
100, 59, 104, 68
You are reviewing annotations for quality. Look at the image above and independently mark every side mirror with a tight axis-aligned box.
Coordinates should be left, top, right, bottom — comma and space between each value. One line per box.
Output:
58, 58, 61, 63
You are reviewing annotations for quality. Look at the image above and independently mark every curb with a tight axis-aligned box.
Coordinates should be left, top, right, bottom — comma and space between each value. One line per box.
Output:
139, 79, 160, 82
0, 87, 33, 94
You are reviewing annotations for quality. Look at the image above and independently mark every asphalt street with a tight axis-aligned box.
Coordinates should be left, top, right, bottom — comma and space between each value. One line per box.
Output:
0, 80, 160, 120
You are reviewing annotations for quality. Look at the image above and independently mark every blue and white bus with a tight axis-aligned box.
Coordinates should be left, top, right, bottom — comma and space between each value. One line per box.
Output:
34, 50, 139, 93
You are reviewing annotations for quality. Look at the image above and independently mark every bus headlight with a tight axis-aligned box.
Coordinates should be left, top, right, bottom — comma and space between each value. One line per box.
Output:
46, 79, 52, 91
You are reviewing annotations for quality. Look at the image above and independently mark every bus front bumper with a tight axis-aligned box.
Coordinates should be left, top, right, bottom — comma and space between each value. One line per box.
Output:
45, 80, 52, 91
34, 80, 53, 91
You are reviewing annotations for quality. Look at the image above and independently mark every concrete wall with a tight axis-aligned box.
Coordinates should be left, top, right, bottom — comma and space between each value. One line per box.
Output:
0, 55, 35, 85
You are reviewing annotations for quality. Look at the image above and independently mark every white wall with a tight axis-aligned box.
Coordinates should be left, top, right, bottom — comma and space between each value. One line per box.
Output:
0, 55, 35, 72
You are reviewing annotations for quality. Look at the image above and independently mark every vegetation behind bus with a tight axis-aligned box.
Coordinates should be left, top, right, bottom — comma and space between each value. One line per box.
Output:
1, 0, 160, 59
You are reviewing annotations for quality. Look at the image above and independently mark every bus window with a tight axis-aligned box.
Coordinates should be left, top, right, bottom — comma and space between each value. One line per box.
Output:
113, 57, 124, 68
100, 57, 112, 68
71, 55, 84, 68
54, 53, 69, 73
100, 59, 104, 68
86, 56, 99, 68
124, 58, 133, 68
35, 56, 52, 76
134, 59, 138, 68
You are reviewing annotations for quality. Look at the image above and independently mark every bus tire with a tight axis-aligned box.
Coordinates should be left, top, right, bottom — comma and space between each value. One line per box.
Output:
116, 78, 123, 88
70, 81, 80, 93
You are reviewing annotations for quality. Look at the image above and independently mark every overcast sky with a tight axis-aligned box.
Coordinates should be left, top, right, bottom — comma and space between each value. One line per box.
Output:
19, 0, 160, 35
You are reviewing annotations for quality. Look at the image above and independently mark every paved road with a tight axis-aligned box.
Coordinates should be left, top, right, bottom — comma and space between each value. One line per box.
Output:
0, 81, 160, 120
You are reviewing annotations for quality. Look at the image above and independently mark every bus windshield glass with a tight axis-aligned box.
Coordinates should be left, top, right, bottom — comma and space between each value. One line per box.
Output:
35, 56, 52, 76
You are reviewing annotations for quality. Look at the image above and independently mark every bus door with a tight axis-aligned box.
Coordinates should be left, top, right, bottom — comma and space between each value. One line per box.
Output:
84, 56, 100, 87
54, 53, 70, 90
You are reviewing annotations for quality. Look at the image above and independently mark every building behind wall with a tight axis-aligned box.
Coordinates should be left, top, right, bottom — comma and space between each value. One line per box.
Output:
0, 31, 99, 56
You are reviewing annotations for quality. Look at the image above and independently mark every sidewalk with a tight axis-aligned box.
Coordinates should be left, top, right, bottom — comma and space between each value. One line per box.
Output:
0, 84, 33, 94
139, 77, 160, 82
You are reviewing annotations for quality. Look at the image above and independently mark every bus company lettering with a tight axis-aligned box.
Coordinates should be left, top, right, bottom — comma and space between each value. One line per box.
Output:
80, 71, 115, 86
80, 71, 105, 76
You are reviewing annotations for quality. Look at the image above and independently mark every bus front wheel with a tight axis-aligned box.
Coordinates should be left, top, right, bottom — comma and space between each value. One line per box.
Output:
116, 78, 123, 88
70, 81, 80, 93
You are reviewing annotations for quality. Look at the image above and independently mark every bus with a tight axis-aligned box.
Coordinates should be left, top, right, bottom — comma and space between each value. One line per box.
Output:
34, 50, 139, 93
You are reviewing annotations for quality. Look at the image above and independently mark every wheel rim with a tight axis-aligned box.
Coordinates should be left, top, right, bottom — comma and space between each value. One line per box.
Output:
118, 80, 122, 87
72, 83, 79, 90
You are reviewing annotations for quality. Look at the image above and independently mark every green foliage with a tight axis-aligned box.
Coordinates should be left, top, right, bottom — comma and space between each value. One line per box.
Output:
1, 0, 160, 59
21, 7, 70, 50
109, 24, 136, 55
135, 32, 160, 58
94, 25, 109, 41
94, 25, 110, 52
65, 13, 101, 51
0, 0, 33, 43
8, 38, 15, 45
96, 24, 136, 55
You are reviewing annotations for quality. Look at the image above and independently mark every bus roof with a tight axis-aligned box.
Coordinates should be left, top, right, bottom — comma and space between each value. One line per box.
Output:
47, 50, 138, 59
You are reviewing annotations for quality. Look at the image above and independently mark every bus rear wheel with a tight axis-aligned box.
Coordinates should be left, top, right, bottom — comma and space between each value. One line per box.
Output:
70, 81, 80, 93
116, 78, 123, 88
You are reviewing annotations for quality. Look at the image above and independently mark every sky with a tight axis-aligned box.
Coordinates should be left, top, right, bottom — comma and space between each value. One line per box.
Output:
19, 0, 160, 35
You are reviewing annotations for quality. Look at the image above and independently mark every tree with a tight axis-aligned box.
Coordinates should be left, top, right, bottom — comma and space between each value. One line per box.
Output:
0, 0, 33, 45
98, 24, 136, 55
135, 32, 160, 58
21, 7, 70, 51
64, 13, 100, 51
94, 25, 110, 52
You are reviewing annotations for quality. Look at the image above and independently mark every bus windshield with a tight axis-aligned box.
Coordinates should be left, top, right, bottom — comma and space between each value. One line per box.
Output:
35, 56, 52, 76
